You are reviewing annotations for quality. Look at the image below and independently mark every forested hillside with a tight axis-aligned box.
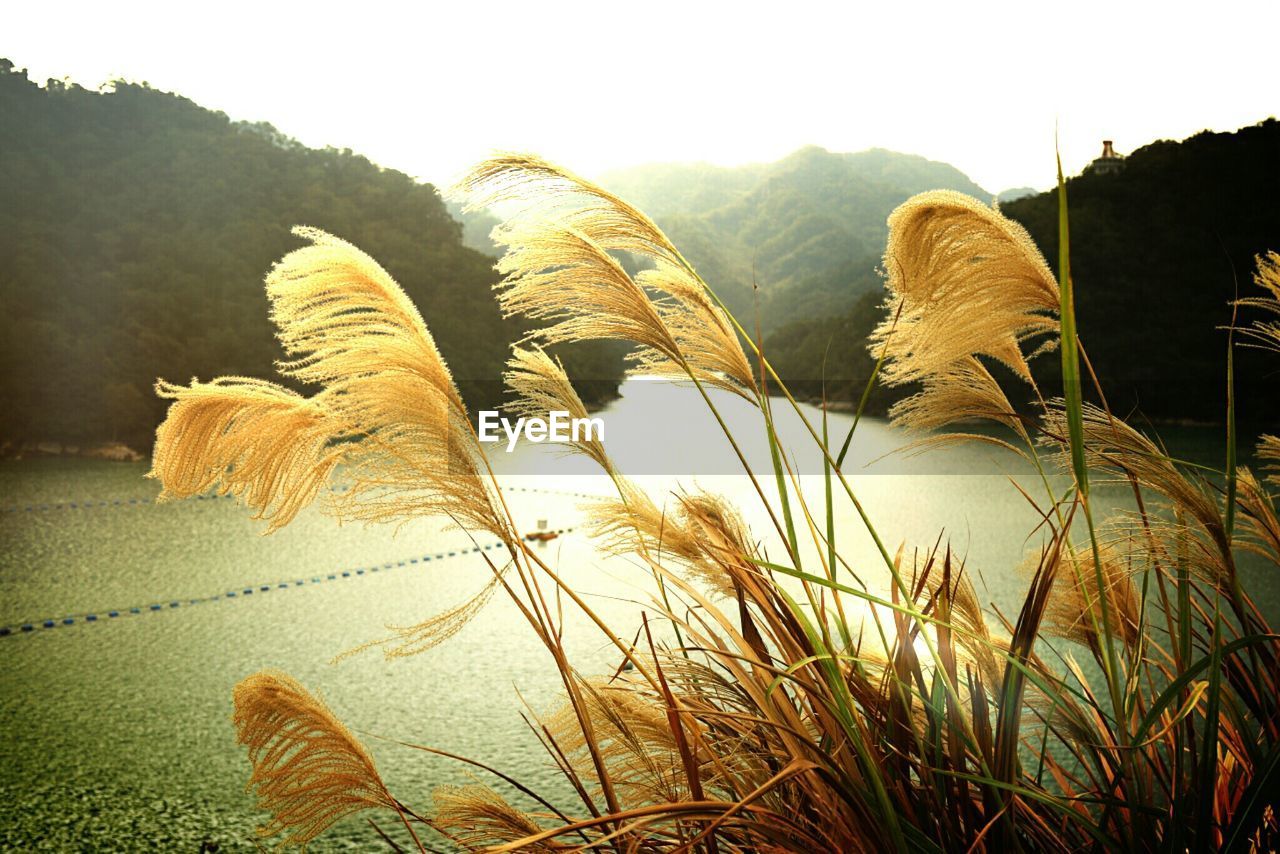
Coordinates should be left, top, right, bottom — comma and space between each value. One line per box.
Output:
0, 60, 623, 452
3, 56, 1272, 449
601, 147, 990, 325
766, 120, 1280, 425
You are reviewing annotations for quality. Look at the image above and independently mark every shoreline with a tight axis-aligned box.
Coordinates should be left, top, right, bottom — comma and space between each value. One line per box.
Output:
0, 440, 143, 463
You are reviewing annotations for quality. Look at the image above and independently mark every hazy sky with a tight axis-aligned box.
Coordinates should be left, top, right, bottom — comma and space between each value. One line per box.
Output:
3, 1, 1276, 193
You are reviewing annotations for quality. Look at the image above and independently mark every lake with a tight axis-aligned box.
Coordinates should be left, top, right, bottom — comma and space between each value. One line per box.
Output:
0, 379, 1263, 850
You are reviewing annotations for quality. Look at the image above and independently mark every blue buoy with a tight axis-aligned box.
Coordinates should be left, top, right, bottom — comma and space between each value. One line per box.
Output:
149, 604, 161, 611
108, 611, 119, 617
21, 624, 34, 632
356, 569, 364, 575
243, 589, 253, 595
259, 586, 269, 592
327, 574, 336, 580
0, 627, 10, 636
130, 607, 141, 614
63, 618, 74, 625
226, 592, 236, 598
341, 571, 350, 577
169, 602, 179, 608
278, 583, 289, 589
410, 558, 418, 563
43, 620, 55, 628
86, 614, 97, 622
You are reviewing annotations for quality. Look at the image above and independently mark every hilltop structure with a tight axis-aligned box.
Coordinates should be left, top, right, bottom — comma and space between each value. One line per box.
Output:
1085, 139, 1125, 176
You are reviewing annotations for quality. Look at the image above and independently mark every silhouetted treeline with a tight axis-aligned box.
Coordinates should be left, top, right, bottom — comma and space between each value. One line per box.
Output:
0, 61, 624, 451
767, 120, 1280, 425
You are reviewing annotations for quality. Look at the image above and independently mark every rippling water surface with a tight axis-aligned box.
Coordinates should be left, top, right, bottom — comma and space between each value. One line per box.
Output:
0, 380, 1260, 850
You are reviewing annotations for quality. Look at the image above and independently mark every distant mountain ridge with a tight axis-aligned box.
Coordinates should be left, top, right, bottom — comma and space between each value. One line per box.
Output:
596, 146, 991, 326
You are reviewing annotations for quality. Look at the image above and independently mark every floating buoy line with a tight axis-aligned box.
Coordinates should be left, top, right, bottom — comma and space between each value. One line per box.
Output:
1, 484, 600, 515
0, 526, 577, 639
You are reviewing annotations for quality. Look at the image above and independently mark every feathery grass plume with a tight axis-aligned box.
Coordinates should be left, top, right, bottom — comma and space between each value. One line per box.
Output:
589, 479, 703, 564
432, 785, 557, 852
1259, 434, 1280, 487
451, 153, 682, 266
232, 671, 399, 847
459, 155, 757, 399
589, 481, 756, 598
493, 219, 681, 355
544, 676, 692, 810
505, 346, 611, 472
886, 355, 1024, 444
1235, 467, 1280, 565
266, 226, 507, 538
1042, 401, 1226, 546
1041, 544, 1141, 652
334, 570, 507, 663
1235, 250, 1280, 354
675, 490, 761, 598
632, 263, 758, 399
871, 190, 1060, 389
149, 378, 342, 532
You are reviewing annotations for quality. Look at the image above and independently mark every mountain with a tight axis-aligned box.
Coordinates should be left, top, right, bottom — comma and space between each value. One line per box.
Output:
599, 146, 991, 327
0, 60, 623, 453
767, 119, 1280, 425
996, 186, 1039, 202
1000, 119, 1279, 424
445, 200, 502, 256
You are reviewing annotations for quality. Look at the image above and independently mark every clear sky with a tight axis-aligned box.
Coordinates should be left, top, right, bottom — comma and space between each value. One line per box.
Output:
3, 1, 1276, 194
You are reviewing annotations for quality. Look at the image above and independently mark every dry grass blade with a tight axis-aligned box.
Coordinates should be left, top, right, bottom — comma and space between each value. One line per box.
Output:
1040, 544, 1142, 652
232, 671, 400, 847
544, 676, 691, 810
149, 377, 342, 532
